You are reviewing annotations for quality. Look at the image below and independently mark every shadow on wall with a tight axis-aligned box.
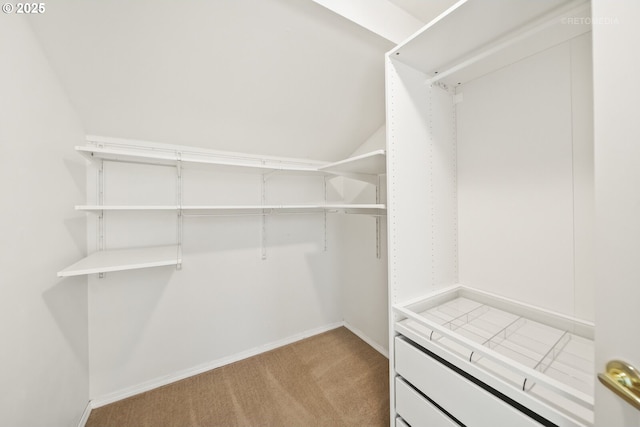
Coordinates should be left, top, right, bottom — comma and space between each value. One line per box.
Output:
63, 157, 86, 196
64, 215, 87, 258
62, 157, 87, 255
42, 275, 89, 368
85, 267, 174, 368
304, 242, 342, 323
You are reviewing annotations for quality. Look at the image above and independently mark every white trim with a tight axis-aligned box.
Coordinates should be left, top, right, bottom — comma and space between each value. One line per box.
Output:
90, 322, 343, 408
77, 401, 92, 427
344, 321, 389, 358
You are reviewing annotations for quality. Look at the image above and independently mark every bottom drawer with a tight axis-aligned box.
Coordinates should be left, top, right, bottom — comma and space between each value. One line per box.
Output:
396, 377, 460, 427
395, 337, 543, 427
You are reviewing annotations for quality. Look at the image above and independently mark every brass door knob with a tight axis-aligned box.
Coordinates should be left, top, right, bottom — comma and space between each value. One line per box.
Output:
598, 360, 640, 410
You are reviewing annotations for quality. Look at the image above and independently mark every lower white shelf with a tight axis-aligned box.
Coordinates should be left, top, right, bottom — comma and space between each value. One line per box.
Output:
57, 245, 182, 277
394, 285, 594, 426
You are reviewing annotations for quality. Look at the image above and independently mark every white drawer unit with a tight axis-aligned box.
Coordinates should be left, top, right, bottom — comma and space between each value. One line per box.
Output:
395, 377, 460, 427
386, 0, 597, 425
393, 286, 593, 427
396, 337, 543, 427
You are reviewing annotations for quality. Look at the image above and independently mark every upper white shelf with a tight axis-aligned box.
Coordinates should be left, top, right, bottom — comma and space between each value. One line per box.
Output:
77, 143, 386, 182
389, 0, 590, 86
57, 245, 181, 277
76, 145, 322, 174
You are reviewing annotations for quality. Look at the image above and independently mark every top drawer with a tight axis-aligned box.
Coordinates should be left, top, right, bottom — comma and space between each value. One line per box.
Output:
395, 336, 543, 427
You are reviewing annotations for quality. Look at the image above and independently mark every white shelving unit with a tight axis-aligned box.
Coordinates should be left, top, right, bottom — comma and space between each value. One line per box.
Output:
387, 0, 594, 426
57, 245, 181, 277
59, 138, 387, 277
391, 0, 590, 86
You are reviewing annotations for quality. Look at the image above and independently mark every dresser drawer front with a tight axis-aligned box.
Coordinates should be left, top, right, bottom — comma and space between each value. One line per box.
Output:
396, 377, 460, 427
395, 337, 542, 427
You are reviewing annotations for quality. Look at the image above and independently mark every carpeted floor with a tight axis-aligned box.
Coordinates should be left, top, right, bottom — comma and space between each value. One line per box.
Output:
86, 327, 389, 427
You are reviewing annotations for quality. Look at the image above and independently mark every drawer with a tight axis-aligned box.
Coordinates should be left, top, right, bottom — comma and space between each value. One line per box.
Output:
395, 337, 542, 427
396, 377, 460, 427
395, 415, 411, 427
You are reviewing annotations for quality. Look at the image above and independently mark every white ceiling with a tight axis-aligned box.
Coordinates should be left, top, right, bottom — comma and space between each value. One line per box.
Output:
28, 0, 394, 161
387, 0, 459, 25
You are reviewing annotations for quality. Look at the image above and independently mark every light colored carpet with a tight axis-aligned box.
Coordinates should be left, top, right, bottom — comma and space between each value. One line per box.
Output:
86, 327, 389, 427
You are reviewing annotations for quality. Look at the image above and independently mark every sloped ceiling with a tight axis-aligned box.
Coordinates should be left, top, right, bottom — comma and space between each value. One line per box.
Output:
387, 0, 459, 24
28, 0, 394, 161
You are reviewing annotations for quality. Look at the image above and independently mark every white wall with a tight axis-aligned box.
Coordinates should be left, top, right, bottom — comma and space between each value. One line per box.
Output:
0, 2, 393, 410
86, 146, 344, 401
457, 35, 594, 320
340, 125, 389, 354
0, 15, 88, 427
28, 0, 393, 162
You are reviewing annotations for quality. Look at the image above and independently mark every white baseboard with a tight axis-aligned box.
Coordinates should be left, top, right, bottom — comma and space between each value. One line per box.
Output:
77, 401, 92, 427
90, 321, 343, 408
343, 321, 389, 358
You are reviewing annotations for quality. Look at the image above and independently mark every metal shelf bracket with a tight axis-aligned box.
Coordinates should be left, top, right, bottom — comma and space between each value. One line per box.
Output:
176, 151, 183, 270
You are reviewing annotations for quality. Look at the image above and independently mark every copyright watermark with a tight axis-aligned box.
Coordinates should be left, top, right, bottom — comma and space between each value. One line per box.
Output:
562, 16, 619, 25
2, 3, 46, 14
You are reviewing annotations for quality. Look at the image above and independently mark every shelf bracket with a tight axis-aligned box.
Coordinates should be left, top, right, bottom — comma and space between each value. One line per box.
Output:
262, 170, 279, 182
323, 176, 328, 252
376, 175, 381, 259
176, 152, 183, 270
97, 159, 105, 278
261, 171, 267, 260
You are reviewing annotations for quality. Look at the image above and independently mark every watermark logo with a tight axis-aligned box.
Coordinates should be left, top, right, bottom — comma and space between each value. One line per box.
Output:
562, 16, 619, 25
2, 3, 46, 13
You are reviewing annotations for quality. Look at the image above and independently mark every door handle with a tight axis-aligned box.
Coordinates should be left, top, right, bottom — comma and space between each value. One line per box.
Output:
598, 360, 640, 410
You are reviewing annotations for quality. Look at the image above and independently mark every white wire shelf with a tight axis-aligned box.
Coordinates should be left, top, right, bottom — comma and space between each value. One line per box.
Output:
394, 285, 594, 425
57, 245, 181, 277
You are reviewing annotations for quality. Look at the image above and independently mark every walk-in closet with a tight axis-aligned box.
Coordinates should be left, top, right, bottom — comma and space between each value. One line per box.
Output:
2, 0, 639, 426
